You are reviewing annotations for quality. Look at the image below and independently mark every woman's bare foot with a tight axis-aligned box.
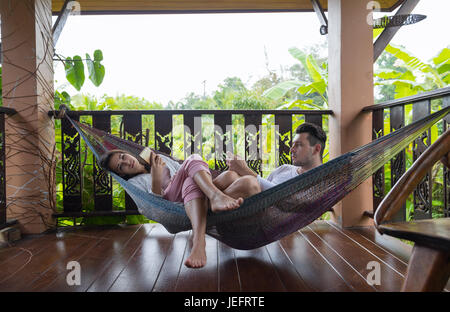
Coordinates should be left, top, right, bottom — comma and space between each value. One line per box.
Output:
210, 192, 243, 213
185, 240, 207, 268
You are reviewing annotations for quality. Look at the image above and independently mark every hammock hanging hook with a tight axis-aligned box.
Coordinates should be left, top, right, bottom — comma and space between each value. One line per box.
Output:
49, 104, 69, 119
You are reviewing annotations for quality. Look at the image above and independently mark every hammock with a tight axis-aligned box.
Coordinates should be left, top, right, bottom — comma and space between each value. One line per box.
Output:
63, 107, 450, 250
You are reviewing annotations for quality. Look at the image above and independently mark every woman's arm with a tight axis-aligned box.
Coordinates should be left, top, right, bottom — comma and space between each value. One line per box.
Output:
150, 153, 166, 195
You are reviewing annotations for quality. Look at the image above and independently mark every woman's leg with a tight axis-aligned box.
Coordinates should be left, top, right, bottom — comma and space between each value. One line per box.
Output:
182, 155, 243, 212
193, 170, 243, 212
183, 197, 208, 268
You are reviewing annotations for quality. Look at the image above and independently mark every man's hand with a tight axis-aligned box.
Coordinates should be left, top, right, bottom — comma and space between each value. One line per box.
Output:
226, 152, 257, 177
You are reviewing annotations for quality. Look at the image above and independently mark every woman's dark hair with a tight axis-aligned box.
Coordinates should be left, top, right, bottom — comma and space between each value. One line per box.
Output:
295, 122, 327, 159
98, 149, 150, 180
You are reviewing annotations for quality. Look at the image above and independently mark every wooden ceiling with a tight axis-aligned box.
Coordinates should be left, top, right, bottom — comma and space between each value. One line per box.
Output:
52, 0, 405, 15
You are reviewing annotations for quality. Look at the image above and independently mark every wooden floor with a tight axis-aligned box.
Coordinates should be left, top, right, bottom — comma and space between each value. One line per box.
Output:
0, 220, 447, 292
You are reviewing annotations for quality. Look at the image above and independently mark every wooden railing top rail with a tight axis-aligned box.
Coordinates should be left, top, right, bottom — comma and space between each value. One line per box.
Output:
49, 108, 334, 118
0, 107, 17, 115
363, 86, 450, 112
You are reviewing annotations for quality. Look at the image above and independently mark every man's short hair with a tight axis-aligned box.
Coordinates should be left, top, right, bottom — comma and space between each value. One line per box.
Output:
295, 122, 327, 159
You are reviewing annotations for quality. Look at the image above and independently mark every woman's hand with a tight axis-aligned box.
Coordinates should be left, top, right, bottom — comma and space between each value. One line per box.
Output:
150, 152, 166, 195
151, 152, 166, 173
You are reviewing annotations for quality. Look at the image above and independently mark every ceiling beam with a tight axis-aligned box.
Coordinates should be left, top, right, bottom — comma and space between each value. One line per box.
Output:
373, 0, 421, 63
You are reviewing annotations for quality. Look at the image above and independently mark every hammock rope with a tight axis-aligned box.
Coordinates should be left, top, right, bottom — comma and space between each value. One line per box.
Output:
63, 107, 450, 250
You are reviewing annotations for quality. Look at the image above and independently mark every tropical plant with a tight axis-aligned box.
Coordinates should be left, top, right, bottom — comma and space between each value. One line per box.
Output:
56, 49, 105, 92
374, 45, 450, 99
262, 47, 328, 110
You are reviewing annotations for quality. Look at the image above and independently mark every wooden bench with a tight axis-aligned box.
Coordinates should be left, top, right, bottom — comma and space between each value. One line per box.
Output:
374, 128, 450, 292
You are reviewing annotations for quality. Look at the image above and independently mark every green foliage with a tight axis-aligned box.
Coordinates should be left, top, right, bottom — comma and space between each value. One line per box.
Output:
375, 44, 449, 98
86, 50, 105, 87
64, 56, 85, 91
262, 47, 328, 109
61, 50, 105, 91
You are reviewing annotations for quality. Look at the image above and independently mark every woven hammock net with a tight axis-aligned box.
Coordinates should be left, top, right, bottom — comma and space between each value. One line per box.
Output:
64, 107, 450, 250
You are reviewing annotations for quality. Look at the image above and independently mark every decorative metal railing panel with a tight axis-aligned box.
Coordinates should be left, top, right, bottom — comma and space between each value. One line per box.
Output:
364, 86, 450, 221
54, 109, 332, 221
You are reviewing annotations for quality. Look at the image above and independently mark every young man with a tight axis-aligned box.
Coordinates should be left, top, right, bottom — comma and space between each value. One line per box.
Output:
216, 122, 327, 192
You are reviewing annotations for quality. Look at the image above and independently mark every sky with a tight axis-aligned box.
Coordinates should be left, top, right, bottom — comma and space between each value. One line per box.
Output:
53, 0, 450, 106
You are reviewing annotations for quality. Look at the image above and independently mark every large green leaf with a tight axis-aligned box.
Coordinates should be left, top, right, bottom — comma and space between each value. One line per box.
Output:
385, 44, 445, 88
277, 99, 324, 110
432, 48, 450, 69
288, 47, 307, 68
432, 48, 450, 83
374, 69, 403, 80
385, 44, 440, 78
86, 50, 105, 87
64, 56, 85, 91
262, 80, 304, 100
297, 81, 326, 96
306, 54, 324, 83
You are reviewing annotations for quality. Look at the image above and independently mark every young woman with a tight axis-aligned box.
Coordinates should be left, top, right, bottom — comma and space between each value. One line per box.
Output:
99, 149, 260, 268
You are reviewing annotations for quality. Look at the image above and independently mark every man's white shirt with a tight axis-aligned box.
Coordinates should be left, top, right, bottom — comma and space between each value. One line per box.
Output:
256, 164, 300, 191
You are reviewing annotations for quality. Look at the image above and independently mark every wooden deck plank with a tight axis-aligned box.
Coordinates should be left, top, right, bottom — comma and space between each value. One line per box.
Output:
108, 224, 175, 292
152, 230, 190, 292
0, 233, 58, 283
0, 227, 107, 292
42, 224, 142, 292
300, 224, 376, 292
307, 221, 405, 292
234, 246, 286, 292
325, 221, 409, 278
28, 227, 117, 292
351, 226, 412, 263
0, 234, 50, 264
265, 240, 313, 291
217, 241, 241, 292
0, 221, 437, 292
279, 229, 353, 292
86, 224, 151, 292
175, 234, 218, 292
351, 224, 450, 292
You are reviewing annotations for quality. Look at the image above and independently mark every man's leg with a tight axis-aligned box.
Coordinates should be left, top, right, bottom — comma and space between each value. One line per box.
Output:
182, 154, 244, 212
212, 170, 240, 191
223, 176, 261, 199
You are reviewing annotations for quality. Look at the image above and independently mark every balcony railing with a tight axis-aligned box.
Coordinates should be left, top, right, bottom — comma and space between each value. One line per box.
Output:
363, 86, 450, 221
2, 87, 449, 227
53, 109, 332, 223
